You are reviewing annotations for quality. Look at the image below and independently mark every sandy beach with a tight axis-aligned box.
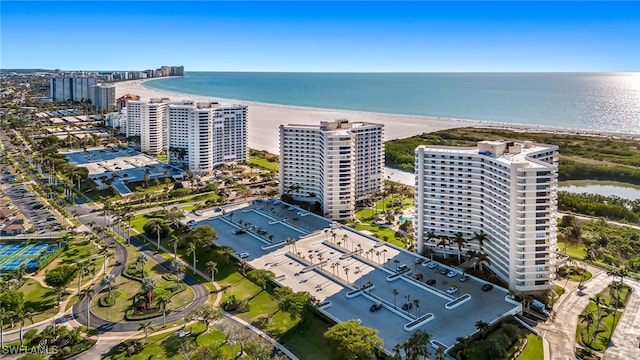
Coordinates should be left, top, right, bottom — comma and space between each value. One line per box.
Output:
114, 79, 638, 155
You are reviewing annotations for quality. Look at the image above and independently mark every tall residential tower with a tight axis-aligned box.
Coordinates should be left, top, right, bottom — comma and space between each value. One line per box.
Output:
279, 120, 384, 221
414, 140, 559, 292
167, 101, 248, 172
126, 98, 170, 155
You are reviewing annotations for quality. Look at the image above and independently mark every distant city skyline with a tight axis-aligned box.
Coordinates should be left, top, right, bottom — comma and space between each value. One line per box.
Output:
1, 1, 639, 72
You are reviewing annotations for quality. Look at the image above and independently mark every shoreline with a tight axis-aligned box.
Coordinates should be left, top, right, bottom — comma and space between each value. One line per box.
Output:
113, 78, 640, 154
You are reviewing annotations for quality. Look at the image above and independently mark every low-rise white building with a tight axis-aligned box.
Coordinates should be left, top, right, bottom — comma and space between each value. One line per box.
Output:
414, 140, 559, 293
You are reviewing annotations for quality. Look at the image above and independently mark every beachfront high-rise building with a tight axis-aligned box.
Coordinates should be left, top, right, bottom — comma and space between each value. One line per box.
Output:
89, 84, 116, 112
279, 120, 384, 222
414, 140, 559, 293
126, 98, 170, 155
50, 77, 97, 102
167, 101, 248, 173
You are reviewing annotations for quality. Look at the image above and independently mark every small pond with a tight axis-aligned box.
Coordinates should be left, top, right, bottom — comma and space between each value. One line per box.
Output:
559, 181, 640, 201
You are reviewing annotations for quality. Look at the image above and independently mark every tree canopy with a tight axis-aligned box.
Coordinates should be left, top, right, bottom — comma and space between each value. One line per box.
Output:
323, 320, 384, 360
186, 224, 218, 246
143, 219, 170, 239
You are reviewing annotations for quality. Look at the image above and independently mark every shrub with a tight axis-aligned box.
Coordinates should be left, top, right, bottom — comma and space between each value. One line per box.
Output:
98, 291, 120, 307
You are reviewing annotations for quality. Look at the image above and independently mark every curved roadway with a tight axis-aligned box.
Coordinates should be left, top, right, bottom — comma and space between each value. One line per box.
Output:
71, 218, 209, 332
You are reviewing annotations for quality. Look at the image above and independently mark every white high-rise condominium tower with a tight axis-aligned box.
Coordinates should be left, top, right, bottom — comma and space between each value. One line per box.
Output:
50, 77, 97, 102
414, 140, 559, 293
126, 98, 170, 155
89, 84, 116, 112
279, 120, 384, 222
167, 101, 248, 172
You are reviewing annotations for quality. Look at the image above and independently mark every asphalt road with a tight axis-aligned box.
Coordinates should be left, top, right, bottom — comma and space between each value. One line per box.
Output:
71, 216, 209, 333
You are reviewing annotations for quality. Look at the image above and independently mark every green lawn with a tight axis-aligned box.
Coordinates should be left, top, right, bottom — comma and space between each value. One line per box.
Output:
576, 302, 621, 352
557, 242, 612, 270
279, 311, 337, 360
568, 270, 592, 282
249, 155, 279, 172
19, 279, 59, 324
516, 334, 543, 360
155, 154, 168, 163
352, 224, 406, 248
107, 323, 236, 360
91, 245, 195, 323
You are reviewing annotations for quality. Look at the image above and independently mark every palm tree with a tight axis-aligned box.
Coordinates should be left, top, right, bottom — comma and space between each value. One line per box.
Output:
476, 252, 491, 272
170, 260, 184, 284
473, 231, 488, 252
435, 347, 446, 360
579, 311, 596, 343
437, 236, 449, 258
156, 294, 171, 328
136, 254, 148, 277
589, 294, 606, 345
206, 261, 218, 282
342, 234, 349, 250
138, 321, 154, 343
76, 260, 90, 293
168, 235, 180, 260
142, 278, 156, 300
0, 307, 8, 349
185, 242, 197, 275
101, 273, 116, 299
103, 250, 114, 275
475, 320, 490, 339
79, 288, 95, 330
239, 260, 249, 277
453, 232, 467, 264
455, 337, 471, 359
17, 309, 33, 346
413, 299, 421, 317
392, 288, 399, 308
343, 266, 350, 284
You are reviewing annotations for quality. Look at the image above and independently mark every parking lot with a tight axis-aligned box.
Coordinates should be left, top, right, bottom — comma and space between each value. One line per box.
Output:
198, 201, 521, 353
2, 181, 61, 234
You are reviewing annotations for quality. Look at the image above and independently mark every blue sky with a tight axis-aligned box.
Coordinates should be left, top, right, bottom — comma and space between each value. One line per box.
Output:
1, 1, 639, 71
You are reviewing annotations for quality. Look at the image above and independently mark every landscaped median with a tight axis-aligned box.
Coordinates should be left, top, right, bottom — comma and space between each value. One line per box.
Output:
90, 246, 195, 323
575, 280, 631, 357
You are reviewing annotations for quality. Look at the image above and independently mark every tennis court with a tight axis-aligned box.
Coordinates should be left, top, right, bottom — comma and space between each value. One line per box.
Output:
0, 242, 59, 272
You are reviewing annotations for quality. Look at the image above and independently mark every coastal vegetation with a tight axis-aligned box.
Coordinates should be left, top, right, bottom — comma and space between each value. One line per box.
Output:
385, 128, 640, 184
558, 192, 640, 224
557, 215, 640, 273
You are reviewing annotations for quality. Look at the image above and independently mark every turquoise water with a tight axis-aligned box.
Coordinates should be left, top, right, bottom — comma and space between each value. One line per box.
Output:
144, 72, 640, 134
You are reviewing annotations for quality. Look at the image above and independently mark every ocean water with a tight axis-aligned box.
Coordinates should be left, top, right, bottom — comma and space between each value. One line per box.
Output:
144, 72, 640, 134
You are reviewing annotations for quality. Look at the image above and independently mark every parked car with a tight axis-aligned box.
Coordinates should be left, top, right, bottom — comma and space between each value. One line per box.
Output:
426, 279, 436, 286
234, 229, 247, 235
446, 286, 459, 295
396, 264, 409, 273
446, 271, 457, 278
481, 284, 494, 292
414, 258, 425, 265
459, 275, 470, 282
413, 273, 424, 281
440, 268, 449, 275
427, 262, 438, 269
401, 303, 413, 311
235, 252, 250, 259
369, 303, 383, 312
